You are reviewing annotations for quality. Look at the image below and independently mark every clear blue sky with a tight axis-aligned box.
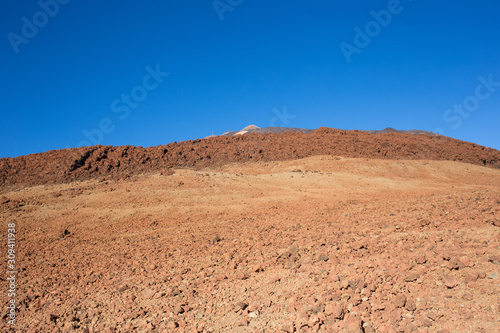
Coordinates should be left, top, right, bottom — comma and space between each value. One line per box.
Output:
1, 1, 499, 158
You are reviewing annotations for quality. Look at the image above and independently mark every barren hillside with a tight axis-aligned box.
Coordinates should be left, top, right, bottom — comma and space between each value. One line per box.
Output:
1, 156, 499, 332
1, 128, 500, 187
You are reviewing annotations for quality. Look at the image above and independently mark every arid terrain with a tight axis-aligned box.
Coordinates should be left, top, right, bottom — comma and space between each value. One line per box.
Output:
1, 130, 500, 332
2, 128, 500, 187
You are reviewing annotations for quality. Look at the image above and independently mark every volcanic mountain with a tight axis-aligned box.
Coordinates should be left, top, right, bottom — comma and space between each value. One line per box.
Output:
1, 126, 500, 332
211, 125, 438, 138
1, 126, 499, 187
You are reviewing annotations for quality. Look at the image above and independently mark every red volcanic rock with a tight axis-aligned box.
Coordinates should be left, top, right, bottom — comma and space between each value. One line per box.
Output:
2, 128, 500, 186
237, 317, 249, 326
344, 314, 363, 333
2, 137, 499, 332
446, 257, 463, 270
325, 303, 345, 319
280, 323, 294, 332
307, 314, 321, 327
416, 255, 427, 264
488, 255, 500, 265
465, 273, 479, 283
142, 289, 156, 299
393, 294, 407, 308
166, 321, 178, 330
443, 275, 458, 289
404, 272, 419, 282
405, 299, 416, 312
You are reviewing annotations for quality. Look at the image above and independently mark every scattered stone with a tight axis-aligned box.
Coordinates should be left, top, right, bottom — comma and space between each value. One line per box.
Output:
422, 318, 433, 327
235, 272, 250, 280
362, 322, 376, 333
394, 294, 407, 308
461, 256, 474, 267
487, 271, 498, 279
317, 253, 329, 262
416, 255, 427, 264
325, 304, 344, 319
166, 321, 179, 330
340, 279, 350, 289
270, 275, 281, 283
234, 302, 248, 312
465, 273, 478, 283
489, 255, 500, 265
237, 317, 249, 326
405, 299, 416, 312
122, 323, 133, 332
344, 315, 363, 333
446, 257, 463, 270
170, 286, 182, 297
475, 248, 486, 256
143, 289, 156, 299
247, 304, 261, 313
251, 264, 263, 272
174, 305, 184, 314
404, 272, 419, 282
443, 275, 458, 289
211, 235, 221, 244
371, 300, 385, 311
307, 314, 321, 327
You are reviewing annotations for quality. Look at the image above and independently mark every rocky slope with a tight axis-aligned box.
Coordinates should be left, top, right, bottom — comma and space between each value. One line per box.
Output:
1, 157, 499, 332
1, 127, 499, 187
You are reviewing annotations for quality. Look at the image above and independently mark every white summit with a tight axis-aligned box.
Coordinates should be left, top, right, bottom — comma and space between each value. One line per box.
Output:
235, 125, 260, 135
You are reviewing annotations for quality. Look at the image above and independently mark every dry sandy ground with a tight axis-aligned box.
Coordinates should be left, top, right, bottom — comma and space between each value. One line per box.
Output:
1, 156, 499, 332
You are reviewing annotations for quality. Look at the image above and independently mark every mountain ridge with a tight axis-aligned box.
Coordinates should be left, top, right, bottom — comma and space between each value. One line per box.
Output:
207, 125, 438, 138
1, 126, 499, 187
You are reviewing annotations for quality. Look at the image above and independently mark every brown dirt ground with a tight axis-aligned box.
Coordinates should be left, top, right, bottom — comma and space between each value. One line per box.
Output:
1, 156, 499, 332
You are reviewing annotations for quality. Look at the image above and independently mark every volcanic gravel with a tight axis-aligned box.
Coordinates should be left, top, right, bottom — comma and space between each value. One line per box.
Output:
1, 156, 500, 332
1, 129, 500, 332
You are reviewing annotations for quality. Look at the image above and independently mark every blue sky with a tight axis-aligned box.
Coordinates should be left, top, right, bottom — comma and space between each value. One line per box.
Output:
1, 0, 499, 158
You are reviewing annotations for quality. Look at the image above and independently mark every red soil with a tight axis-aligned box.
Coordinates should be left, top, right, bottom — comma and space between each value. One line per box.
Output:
1, 128, 499, 186
1, 129, 499, 332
